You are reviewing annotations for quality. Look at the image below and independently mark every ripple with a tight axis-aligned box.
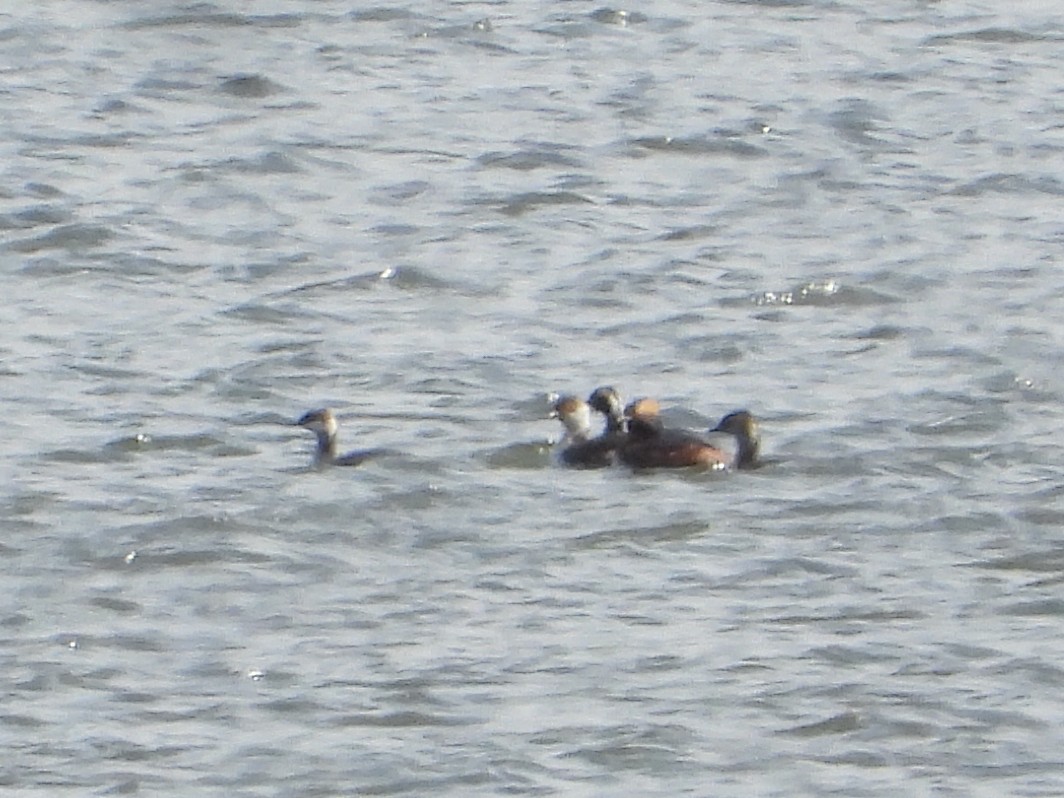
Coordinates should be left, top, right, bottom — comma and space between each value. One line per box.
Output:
102, 432, 235, 457
1000, 599, 1064, 618
350, 7, 422, 23
498, 190, 595, 217
278, 265, 480, 297
89, 597, 142, 614
630, 134, 768, 159
972, 549, 1064, 574
331, 710, 474, 728
476, 144, 583, 172
926, 28, 1064, 46
590, 9, 649, 26
484, 441, 551, 470
124, 11, 301, 29
780, 710, 863, 737
215, 151, 303, 175
0, 204, 72, 230
947, 173, 1064, 198
571, 519, 712, 549
7, 223, 115, 253
218, 74, 285, 98
369, 179, 432, 206
749, 280, 899, 308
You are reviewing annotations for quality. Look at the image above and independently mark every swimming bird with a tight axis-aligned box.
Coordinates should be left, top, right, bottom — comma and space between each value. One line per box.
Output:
296, 408, 375, 467
551, 395, 619, 468
619, 397, 729, 469
709, 410, 762, 469
588, 385, 627, 435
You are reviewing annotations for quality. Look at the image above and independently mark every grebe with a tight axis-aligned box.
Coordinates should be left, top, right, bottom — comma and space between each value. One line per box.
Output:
619, 397, 729, 469
296, 408, 374, 467
588, 385, 627, 435
709, 410, 762, 469
551, 395, 619, 468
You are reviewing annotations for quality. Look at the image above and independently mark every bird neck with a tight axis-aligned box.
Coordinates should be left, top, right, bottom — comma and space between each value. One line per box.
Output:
626, 415, 662, 440
314, 429, 338, 464
735, 431, 759, 468
563, 419, 592, 445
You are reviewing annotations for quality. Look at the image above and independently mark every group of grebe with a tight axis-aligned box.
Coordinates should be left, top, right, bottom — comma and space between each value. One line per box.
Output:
296, 388, 760, 471
552, 386, 760, 471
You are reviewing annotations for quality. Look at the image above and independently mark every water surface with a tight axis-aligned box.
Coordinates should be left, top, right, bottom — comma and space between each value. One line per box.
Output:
3, 1, 1064, 795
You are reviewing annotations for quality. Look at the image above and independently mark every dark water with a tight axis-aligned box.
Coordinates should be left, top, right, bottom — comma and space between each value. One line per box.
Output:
3, 1, 1064, 795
